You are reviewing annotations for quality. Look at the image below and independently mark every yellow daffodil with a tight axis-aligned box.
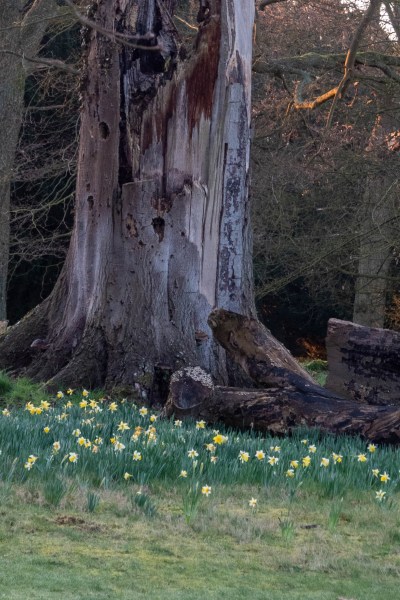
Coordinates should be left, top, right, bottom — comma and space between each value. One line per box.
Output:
376, 489, 386, 501
53, 441, 61, 453
320, 457, 330, 467
290, 460, 299, 469
196, 420, 206, 429
255, 450, 265, 461
302, 455, 311, 467
72, 429, 81, 437
308, 445, 317, 453
150, 414, 158, 423
82, 389, 89, 397
267, 455, 279, 466
89, 400, 98, 409
174, 420, 182, 427
286, 469, 295, 478
77, 436, 86, 446
124, 472, 133, 480
139, 407, 148, 417
201, 485, 211, 496
372, 468, 379, 477
66, 388, 74, 395
179, 470, 188, 478
56, 391, 64, 399
40, 400, 50, 410
2, 408, 10, 416
380, 471, 390, 483
332, 452, 343, 463
79, 400, 88, 409
239, 451, 250, 463
68, 452, 78, 463
66, 401, 73, 408
367, 444, 377, 453
27, 455, 38, 464
301, 439, 308, 445
43, 426, 50, 433
114, 441, 126, 452
108, 402, 118, 412
188, 449, 199, 459
249, 497, 258, 507
213, 433, 227, 445
357, 454, 367, 463
205, 443, 216, 453
210, 456, 218, 463
270, 445, 281, 453
133, 451, 142, 461
117, 421, 130, 432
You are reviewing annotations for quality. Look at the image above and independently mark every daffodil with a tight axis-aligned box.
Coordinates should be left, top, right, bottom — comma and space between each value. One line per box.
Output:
332, 452, 343, 463
357, 453, 367, 463
267, 455, 279, 466
302, 455, 311, 467
179, 470, 188, 478
108, 402, 118, 412
210, 456, 218, 463
376, 489, 386, 501
68, 452, 78, 463
380, 471, 390, 483
150, 414, 158, 423
255, 450, 265, 461
286, 469, 295, 478
320, 457, 330, 467
205, 443, 216, 452
43, 426, 50, 433
77, 436, 86, 446
308, 445, 317, 453
239, 451, 250, 463
124, 472, 133, 480
201, 485, 211, 496
56, 391, 64, 399
188, 449, 199, 459
213, 433, 227, 445
372, 468, 379, 477
52, 441, 61, 453
66, 388, 74, 395
270, 445, 281, 453
117, 421, 130, 432
139, 407, 148, 417
72, 428, 81, 437
40, 400, 50, 410
133, 451, 142, 461
367, 443, 377, 453
249, 497, 258, 507
114, 441, 126, 452
82, 389, 89, 397
290, 460, 299, 469
174, 419, 182, 427
301, 439, 308, 445
79, 400, 88, 409
2, 408, 10, 417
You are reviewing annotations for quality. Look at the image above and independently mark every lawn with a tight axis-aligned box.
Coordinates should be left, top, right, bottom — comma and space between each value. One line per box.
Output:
0, 377, 399, 599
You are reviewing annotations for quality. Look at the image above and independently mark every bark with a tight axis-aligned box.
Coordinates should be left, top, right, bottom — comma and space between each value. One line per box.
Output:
352, 110, 399, 328
165, 367, 400, 444
326, 318, 400, 406
0, 0, 62, 321
0, 0, 255, 393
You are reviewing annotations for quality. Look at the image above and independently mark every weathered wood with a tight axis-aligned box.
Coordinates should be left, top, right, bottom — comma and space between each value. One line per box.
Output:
207, 308, 343, 401
165, 367, 400, 443
326, 318, 400, 405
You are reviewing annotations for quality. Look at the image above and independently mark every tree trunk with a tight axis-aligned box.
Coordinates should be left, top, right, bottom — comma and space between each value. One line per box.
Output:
326, 318, 400, 405
0, 0, 62, 322
164, 367, 400, 443
0, 1, 255, 393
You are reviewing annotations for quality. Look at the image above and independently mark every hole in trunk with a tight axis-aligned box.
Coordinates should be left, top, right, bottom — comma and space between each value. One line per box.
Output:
87, 195, 94, 209
152, 217, 165, 242
99, 121, 110, 139
152, 364, 173, 406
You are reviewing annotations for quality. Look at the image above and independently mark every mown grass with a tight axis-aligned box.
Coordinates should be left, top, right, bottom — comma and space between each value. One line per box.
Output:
0, 379, 398, 599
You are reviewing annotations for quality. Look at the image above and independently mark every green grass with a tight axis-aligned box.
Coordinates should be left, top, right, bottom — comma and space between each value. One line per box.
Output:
0, 386, 399, 598
303, 359, 328, 386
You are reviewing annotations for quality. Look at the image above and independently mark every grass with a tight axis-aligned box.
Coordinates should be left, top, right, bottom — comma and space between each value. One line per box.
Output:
0, 378, 399, 598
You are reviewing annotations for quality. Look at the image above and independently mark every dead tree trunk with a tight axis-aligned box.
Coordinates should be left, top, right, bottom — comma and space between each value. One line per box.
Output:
0, 1, 255, 393
326, 318, 400, 405
165, 366, 400, 443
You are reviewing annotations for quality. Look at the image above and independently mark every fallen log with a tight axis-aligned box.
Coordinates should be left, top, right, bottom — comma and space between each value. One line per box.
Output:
164, 367, 400, 443
207, 308, 344, 401
326, 318, 400, 405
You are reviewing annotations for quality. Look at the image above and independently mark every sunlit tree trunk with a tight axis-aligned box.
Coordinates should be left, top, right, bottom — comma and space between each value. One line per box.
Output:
0, 0, 255, 394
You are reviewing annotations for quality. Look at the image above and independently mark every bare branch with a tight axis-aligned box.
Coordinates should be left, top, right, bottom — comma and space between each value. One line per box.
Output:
259, 0, 288, 9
